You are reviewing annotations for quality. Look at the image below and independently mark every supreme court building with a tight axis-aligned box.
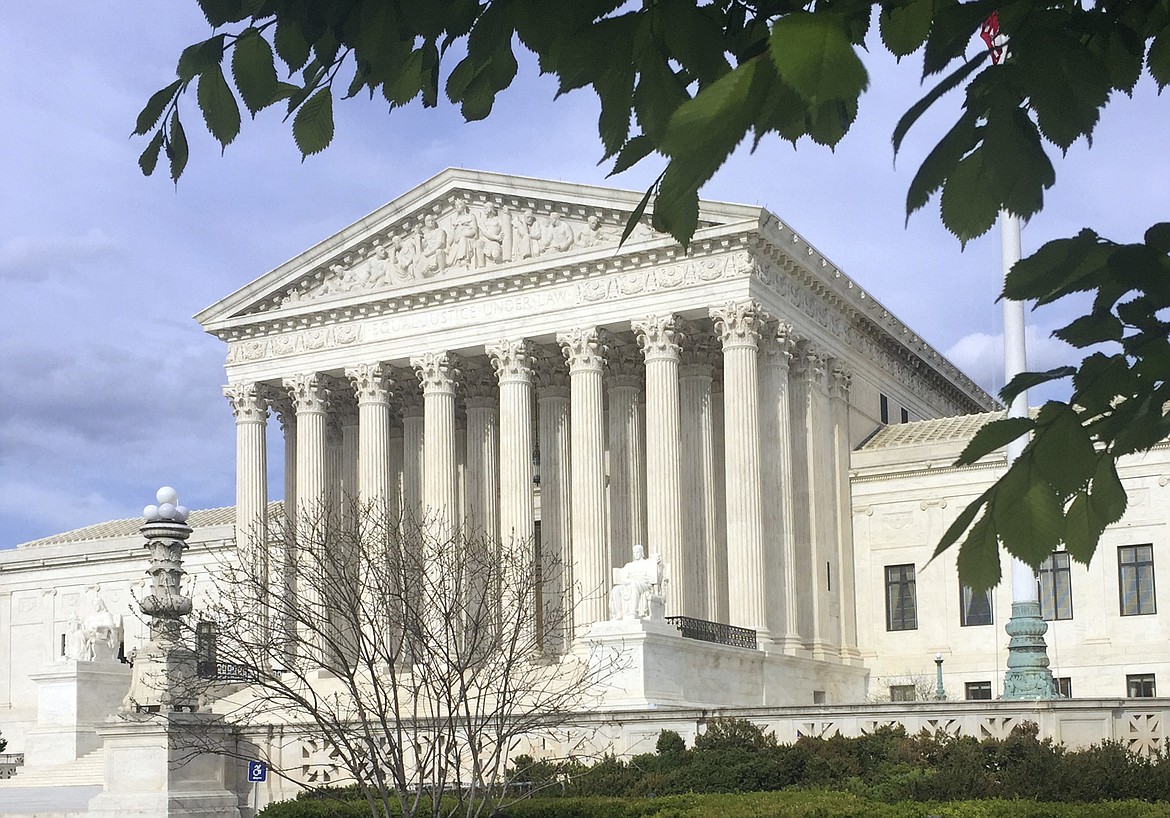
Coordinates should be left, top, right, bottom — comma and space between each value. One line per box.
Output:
4, 170, 1170, 790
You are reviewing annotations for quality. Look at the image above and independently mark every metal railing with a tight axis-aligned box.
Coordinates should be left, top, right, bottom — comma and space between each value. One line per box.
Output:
665, 616, 758, 650
0, 753, 24, 780
197, 660, 259, 682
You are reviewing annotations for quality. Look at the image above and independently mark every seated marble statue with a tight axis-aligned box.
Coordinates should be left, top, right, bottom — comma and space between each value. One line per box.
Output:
80, 596, 123, 662
609, 544, 667, 621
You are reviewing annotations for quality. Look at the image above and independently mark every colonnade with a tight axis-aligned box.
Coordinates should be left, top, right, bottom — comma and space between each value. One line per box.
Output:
223, 301, 859, 659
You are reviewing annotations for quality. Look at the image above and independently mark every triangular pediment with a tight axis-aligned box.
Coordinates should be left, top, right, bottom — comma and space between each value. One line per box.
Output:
196, 169, 763, 332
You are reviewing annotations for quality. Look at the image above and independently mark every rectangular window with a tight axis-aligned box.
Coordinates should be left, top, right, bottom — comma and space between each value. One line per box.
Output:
965, 681, 993, 700
960, 585, 994, 626
1119, 545, 1156, 616
1038, 552, 1073, 621
900, 407, 910, 424
1128, 673, 1156, 698
196, 620, 217, 678
885, 564, 917, 631
880, 394, 890, 424
890, 684, 917, 702
1055, 677, 1072, 698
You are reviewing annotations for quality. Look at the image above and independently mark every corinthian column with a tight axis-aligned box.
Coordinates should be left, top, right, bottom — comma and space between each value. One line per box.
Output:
487, 340, 535, 552
678, 323, 719, 621
558, 327, 609, 628
224, 383, 269, 551
346, 363, 394, 535
412, 352, 460, 536
400, 379, 424, 526
760, 322, 802, 653
633, 314, 684, 614
462, 366, 499, 542
710, 302, 769, 640
606, 344, 645, 566
830, 361, 860, 661
536, 354, 572, 650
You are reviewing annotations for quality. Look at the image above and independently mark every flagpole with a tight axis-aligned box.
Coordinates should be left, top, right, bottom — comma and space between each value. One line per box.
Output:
980, 14, 1056, 700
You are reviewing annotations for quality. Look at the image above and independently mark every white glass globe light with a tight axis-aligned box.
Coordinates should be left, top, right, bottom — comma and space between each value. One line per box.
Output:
156, 486, 178, 506
143, 504, 159, 521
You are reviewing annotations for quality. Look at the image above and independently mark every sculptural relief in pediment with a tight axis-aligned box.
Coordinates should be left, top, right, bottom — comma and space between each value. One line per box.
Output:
251, 192, 677, 315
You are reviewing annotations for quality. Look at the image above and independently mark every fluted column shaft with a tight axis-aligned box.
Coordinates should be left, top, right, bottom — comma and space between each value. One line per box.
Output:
225, 384, 269, 551
830, 362, 859, 660
788, 350, 815, 646
413, 352, 459, 536
488, 341, 535, 552
464, 389, 500, 542
711, 303, 769, 638
348, 364, 394, 534
401, 403, 424, 525
679, 363, 716, 621
760, 325, 802, 653
634, 315, 684, 614
559, 328, 609, 628
537, 372, 572, 650
606, 346, 646, 564
710, 379, 729, 622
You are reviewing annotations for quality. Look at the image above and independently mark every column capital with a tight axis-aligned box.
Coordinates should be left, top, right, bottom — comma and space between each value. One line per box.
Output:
487, 338, 535, 384
829, 360, 852, 401
792, 342, 828, 390
759, 320, 797, 369
557, 327, 607, 373
462, 364, 499, 408
678, 319, 720, 369
268, 392, 296, 431
223, 382, 269, 423
633, 314, 681, 363
605, 342, 642, 389
411, 351, 460, 395
283, 373, 332, 415
345, 362, 394, 405
710, 301, 762, 350
534, 354, 570, 398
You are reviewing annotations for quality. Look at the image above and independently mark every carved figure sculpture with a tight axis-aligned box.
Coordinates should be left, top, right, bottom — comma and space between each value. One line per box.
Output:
447, 198, 479, 268
81, 595, 123, 662
609, 544, 666, 620
479, 203, 508, 264
514, 209, 543, 260
419, 215, 447, 277
578, 215, 606, 248
64, 614, 88, 661
545, 211, 575, 253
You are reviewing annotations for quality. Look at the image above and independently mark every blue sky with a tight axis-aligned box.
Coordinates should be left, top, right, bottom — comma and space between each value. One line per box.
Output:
2, 2, 1167, 547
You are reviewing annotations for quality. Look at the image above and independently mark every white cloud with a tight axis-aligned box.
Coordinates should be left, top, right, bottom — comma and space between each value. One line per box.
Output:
945, 325, 1080, 403
0, 229, 117, 283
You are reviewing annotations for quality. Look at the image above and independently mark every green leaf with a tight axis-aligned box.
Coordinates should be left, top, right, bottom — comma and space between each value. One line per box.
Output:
932, 488, 991, 560
1088, 454, 1127, 528
274, 19, 311, 72
138, 128, 165, 176
892, 52, 987, 157
232, 28, 279, 116
879, 0, 934, 58
955, 512, 1002, 593
197, 64, 241, 149
1063, 489, 1103, 565
177, 35, 226, 82
1147, 25, 1170, 90
196, 0, 244, 27
955, 416, 1035, 466
993, 458, 1066, 566
1031, 402, 1097, 500
1145, 222, 1170, 254
609, 134, 654, 177
1000, 367, 1075, 403
768, 12, 868, 106
134, 80, 182, 136
1016, 29, 1110, 151
621, 173, 662, 247
292, 87, 334, 157
166, 109, 189, 183
939, 148, 1000, 243
905, 110, 977, 218
383, 48, 427, 108
1054, 311, 1124, 347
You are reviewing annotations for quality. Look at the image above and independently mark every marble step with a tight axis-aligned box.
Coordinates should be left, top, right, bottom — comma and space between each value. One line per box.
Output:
0, 749, 105, 788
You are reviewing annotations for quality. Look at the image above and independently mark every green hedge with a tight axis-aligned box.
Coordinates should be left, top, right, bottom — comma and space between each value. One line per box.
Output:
261, 790, 1170, 818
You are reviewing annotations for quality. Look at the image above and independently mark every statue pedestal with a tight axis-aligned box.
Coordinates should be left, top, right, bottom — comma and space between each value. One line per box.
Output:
24, 661, 132, 766
577, 618, 868, 708
86, 712, 243, 818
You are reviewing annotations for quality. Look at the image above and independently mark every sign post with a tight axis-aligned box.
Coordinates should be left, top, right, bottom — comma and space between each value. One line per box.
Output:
247, 760, 267, 813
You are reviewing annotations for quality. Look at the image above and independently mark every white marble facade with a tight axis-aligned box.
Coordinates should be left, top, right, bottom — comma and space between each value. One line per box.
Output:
204, 169, 993, 658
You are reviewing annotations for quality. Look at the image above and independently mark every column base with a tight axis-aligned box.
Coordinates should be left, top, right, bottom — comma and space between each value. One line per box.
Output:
1001, 600, 1057, 700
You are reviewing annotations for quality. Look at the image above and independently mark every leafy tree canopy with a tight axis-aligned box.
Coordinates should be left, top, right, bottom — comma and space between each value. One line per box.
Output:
141, 0, 1170, 590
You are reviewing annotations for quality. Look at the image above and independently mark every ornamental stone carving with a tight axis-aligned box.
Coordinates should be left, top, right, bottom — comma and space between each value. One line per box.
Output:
223, 383, 269, 423
710, 301, 761, 350
346, 362, 394, 404
487, 339, 535, 384
609, 544, 667, 621
557, 327, 608, 373
284, 373, 332, 414
830, 362, 852, 401
411, 352, 460, 395
632, 315, 681, 363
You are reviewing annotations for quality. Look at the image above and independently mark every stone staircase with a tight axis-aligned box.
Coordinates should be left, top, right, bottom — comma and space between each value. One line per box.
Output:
0, 748, 105, 788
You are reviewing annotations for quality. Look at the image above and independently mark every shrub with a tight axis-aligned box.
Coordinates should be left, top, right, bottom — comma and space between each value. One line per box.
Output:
693, 718, 775, 752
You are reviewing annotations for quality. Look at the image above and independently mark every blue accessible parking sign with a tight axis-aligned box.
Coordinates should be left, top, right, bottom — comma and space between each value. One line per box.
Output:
247, 760, 268, 782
